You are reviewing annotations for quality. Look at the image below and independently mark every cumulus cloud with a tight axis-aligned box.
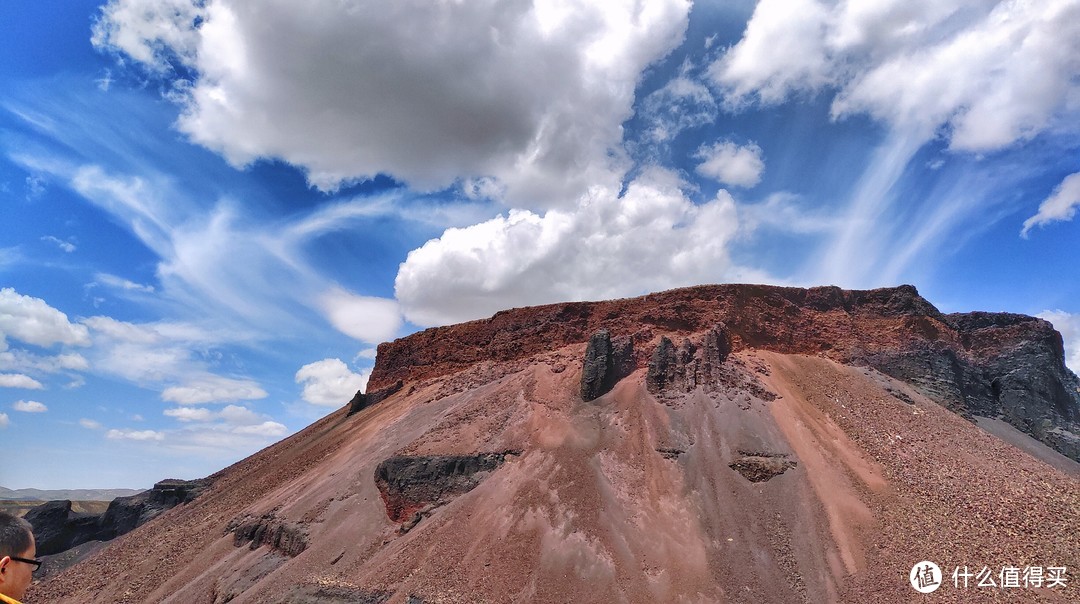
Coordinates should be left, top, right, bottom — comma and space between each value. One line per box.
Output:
163, 406, 213, 422
106, 428, 165, 441
295, 358, 370, 407
1022, 172, 1080, 237
396, 167, 764, 326
12, 400, 47, 413
79, 418, 103, 430
163, 403, 272, 428
161, 376, 267, 405
0, 373, 44, 389
713, 0, 1080, 151
0, 413, 7, 429
0, 287, 91, 348
92, 0, 692, 206
693, 141, 765, 187
1038, 310, 1080, 373
319, 288, 402, 345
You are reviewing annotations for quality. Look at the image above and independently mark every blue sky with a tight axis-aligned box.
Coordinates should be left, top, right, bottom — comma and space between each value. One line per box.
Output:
1, 0, 1078, 489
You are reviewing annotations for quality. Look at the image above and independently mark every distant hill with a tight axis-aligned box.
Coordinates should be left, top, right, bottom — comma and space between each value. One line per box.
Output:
0, 486, 143, 502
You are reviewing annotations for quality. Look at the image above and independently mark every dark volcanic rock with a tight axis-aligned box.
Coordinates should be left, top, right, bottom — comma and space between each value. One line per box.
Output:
228, 513, 308, 557
646, 326, 732, 395
348, 380, 403, 416
24, 478, 207, 558
861, 313, 1080, 460
375, 453, 517, 523
277, 585, 394, 604
23, 501, 100, 556
729, 455, 797, 482
580, 329, 635, 401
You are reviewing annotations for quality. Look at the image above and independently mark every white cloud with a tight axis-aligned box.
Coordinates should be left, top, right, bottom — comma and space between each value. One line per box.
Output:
161, 376, 267, 405
82, 316, 162, 344
355, 348, 378, 361
231, 421, 287, 437
739, 192, 838, 235
41, 235, 76, 253
92, 0, 204, 69
642, 66, 717, 142
79, 418, 103, 430
0, 350, 89, 374
0, 373, 44, 389
0, 287, 91, 348
713, 0, 1080, 152
1038, 310, 1080, 374
0, 413, 7, 429
12, 400, 47, 413
94, 273, 155, 293
92, 0, 692, 207
217, 404, 262, 426
1022, 172, 1080, 237
106, 428, 165, 441
709, 0, 832, 105
396, 167, 765, 326
295, 358, 370, 407
163, 406, 213, 422
319, 288, 402, 344
693, 140, 765, 187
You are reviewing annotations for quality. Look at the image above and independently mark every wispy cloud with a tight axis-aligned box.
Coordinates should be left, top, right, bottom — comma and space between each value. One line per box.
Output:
41, 235, 76, 253
1022, 172, 1080, 238
94, 272, 155, 293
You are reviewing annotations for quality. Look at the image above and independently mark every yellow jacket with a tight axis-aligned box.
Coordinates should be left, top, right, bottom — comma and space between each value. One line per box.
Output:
0, 593, 22, 604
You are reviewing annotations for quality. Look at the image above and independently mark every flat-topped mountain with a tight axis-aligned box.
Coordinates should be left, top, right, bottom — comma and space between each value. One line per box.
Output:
31, 285, 1080, 603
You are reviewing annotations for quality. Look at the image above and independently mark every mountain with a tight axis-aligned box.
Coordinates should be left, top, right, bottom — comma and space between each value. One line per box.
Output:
0, 487, 143, 502
31, 285, 1080, 603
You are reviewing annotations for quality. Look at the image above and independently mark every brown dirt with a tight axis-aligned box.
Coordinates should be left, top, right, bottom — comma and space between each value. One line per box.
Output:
28, 341, 1080, 603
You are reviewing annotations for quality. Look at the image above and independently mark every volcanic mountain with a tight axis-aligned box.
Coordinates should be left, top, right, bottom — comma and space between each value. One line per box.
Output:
32, 285, 1080, 603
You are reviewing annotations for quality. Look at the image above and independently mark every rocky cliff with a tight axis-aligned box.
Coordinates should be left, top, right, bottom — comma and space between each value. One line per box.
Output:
369, 284, 1080, 461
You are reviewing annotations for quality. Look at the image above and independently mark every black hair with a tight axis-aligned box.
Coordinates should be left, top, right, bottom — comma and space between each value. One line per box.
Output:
0, 512, 33, 558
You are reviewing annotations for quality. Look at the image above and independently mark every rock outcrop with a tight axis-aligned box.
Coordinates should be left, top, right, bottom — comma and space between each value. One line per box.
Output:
374, 453, 518, 524
347, 380, 403, 416
26, 479, 207, 557
579, 329, 635, 401
228, 513, 308, 557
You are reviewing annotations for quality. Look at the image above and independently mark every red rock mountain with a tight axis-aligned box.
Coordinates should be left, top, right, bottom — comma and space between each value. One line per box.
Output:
32, 285, 1080, 603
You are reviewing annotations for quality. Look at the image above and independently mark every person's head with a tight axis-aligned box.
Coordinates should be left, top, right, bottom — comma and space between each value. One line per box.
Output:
0, 511, 36, 601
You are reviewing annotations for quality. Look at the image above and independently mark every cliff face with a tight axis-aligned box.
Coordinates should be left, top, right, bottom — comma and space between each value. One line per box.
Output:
30, 284, 1080, 604
370, 284, 1080, 461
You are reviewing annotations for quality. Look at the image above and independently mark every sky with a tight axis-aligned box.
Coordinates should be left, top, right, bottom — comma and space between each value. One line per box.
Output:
1, 0, 1078, 490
